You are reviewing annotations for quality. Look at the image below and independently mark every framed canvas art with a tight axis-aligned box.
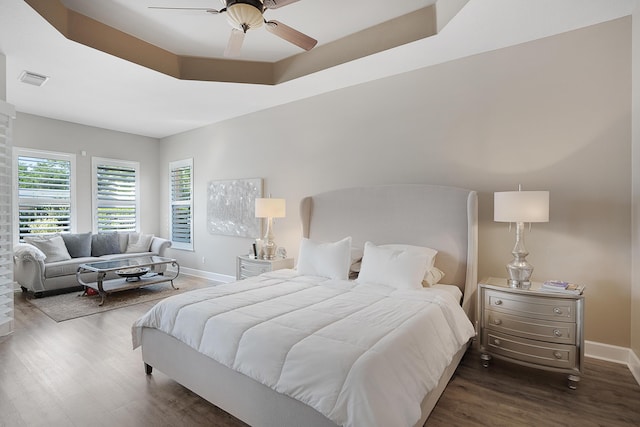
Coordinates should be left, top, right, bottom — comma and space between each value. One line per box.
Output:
207, 178, 263, 238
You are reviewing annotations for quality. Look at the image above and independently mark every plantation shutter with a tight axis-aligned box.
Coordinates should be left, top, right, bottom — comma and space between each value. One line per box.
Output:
17, 155, 72, 239
169, 159, 193, 250
94, 160, 138, 232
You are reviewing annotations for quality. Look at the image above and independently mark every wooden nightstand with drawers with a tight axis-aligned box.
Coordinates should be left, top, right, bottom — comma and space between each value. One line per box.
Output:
478, 277, 585, 389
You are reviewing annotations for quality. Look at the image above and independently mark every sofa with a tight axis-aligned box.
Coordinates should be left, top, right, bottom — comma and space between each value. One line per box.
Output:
13, 231, 172, 297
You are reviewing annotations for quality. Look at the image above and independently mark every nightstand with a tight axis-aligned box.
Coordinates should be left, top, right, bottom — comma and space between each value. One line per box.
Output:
478, 277, 584, 389
236, 255, 294, 280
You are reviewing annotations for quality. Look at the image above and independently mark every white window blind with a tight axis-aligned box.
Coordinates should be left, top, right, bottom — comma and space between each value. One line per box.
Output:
169, 159, 193, 250
93, 158, 139, 233
1, 101, 15, 338
14, 149, 75, 240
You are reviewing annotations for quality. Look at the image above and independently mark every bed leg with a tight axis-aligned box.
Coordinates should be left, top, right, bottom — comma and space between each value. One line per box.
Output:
145, 363, 153, 375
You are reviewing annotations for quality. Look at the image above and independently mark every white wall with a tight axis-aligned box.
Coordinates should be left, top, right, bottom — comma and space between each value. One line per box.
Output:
0, 53, 6, 101
12, 113, 161, 235
631, 4, 640, 360
160, 18, 632, 347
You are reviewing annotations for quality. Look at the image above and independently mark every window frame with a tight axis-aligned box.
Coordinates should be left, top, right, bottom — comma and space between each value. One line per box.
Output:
91, 157, 140, 234
169, 158, 193, 251
12, 147, 77, 245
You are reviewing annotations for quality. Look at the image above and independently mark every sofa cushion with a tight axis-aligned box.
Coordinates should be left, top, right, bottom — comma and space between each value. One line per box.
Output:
45, 257, 101, 278
61, 232, 92, 258
24, 234, 72, 263
91, 232, 121, 257
117, 232, 129, 253
126, 233, 154, 253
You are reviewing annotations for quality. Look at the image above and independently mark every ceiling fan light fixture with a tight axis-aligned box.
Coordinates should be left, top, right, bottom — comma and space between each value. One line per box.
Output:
226, 0, 264, 32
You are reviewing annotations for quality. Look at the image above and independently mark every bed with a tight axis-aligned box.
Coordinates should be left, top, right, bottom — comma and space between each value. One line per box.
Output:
132, 184, 478, 427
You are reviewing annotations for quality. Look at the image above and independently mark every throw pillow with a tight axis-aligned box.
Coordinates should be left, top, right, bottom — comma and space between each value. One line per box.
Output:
91, 232, 121, 257
296, 236, 352, 280
24, 234, 72, 263
61, 232, 92, 258
125, 233, 154, 253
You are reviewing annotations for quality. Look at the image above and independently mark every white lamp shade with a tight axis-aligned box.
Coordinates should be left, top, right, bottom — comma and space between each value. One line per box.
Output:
255, 198, 286, 218
494, 191, 549, 223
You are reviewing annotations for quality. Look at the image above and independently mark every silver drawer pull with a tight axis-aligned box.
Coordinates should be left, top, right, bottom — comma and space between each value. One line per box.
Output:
493, 319, 502, 325
553, 329, 562, 337
554, 351, 563, 359
553, 307, 563, 315
494, 339, 501, 346
494, 299, 503, 306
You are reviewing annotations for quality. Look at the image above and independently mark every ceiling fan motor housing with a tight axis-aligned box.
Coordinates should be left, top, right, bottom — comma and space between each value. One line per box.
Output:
226, 0, 264, 32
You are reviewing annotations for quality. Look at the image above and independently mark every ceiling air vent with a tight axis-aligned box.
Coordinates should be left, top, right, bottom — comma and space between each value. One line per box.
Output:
19, 71, 50, 87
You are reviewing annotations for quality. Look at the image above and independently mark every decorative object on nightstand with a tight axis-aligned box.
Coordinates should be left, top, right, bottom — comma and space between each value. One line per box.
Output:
494, 186, 549, 289
478, 277, 584, 389
255, 197, 286, 260
236, 255, 294, 280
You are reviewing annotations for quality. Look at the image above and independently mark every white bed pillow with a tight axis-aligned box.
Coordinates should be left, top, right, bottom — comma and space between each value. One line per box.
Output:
356, 241, 431, 290
297, 236, 352, 280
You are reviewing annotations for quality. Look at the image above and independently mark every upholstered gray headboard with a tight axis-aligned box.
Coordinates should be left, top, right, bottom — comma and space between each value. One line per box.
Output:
300, 185, 478, 316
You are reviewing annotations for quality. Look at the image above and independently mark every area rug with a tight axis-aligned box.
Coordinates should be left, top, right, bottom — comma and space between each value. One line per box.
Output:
26, 279, 209, 322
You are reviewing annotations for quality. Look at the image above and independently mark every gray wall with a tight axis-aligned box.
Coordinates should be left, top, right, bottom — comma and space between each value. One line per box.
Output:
160, 18, 632, 347
12, 113, 161, 236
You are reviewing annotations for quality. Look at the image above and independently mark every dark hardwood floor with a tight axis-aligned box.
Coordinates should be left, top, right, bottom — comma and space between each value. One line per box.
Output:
1, 276, 639, 426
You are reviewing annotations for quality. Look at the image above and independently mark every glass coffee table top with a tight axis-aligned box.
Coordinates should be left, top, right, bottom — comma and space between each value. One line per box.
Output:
79, 256, 176, 272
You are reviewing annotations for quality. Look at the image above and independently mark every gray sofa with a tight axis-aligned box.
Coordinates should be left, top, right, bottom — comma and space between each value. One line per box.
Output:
13, 232, 171, 297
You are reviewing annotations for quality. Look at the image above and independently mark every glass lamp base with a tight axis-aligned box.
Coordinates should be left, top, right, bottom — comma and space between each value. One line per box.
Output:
507, 278, 531, 289
506, 262, 533, 290
262, 241, 277, 260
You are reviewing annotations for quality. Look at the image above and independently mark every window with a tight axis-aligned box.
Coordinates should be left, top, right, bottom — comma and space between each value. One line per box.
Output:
169, 158, 193, 250
92, 157, 139, 233
13, 148, 76, 242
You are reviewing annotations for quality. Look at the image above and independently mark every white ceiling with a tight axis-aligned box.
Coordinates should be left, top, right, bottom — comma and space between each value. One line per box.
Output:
0, 0, 636, 139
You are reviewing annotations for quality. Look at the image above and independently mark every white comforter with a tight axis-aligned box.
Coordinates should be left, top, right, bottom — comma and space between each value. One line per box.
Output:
132, 270, 475, 427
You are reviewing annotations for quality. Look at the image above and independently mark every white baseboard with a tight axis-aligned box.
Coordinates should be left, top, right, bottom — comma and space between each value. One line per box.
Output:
167, 265, 235, 284
630, 348, 640, 387
585, 340, 640, 386
585, 340, 632, 364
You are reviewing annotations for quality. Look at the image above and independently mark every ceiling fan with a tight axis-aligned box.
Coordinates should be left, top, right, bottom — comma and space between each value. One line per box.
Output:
149, 0, 317, 57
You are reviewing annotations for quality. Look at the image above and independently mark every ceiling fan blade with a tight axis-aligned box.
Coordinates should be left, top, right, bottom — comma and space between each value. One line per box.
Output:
224, 29, 245, 57
265, 20, 317, 51
263, 0, 301, 10
148, 7, 221, 14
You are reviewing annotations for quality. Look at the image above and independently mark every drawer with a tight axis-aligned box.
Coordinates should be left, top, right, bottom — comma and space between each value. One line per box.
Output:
239, 261, 271, 278
484, 310, 576, 345
484, 289, 576, 322
482, 330, 578, 370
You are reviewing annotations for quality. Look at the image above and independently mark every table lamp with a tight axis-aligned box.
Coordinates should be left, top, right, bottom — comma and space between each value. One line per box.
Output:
255, 197, 286, 260
494, 186, 549, 289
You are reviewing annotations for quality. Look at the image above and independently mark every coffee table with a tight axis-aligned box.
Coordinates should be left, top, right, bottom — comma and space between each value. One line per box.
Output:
76, 256, 180, 306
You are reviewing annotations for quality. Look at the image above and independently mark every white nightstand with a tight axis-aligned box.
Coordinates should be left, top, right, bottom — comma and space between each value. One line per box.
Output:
478, 277, 585, 389
236, 255, 294, 280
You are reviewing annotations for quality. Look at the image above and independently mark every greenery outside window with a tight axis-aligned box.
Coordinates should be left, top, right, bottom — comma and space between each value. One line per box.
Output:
169, 158, 193, 250
13, 148, 76, 242
92, 157, 139, 233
